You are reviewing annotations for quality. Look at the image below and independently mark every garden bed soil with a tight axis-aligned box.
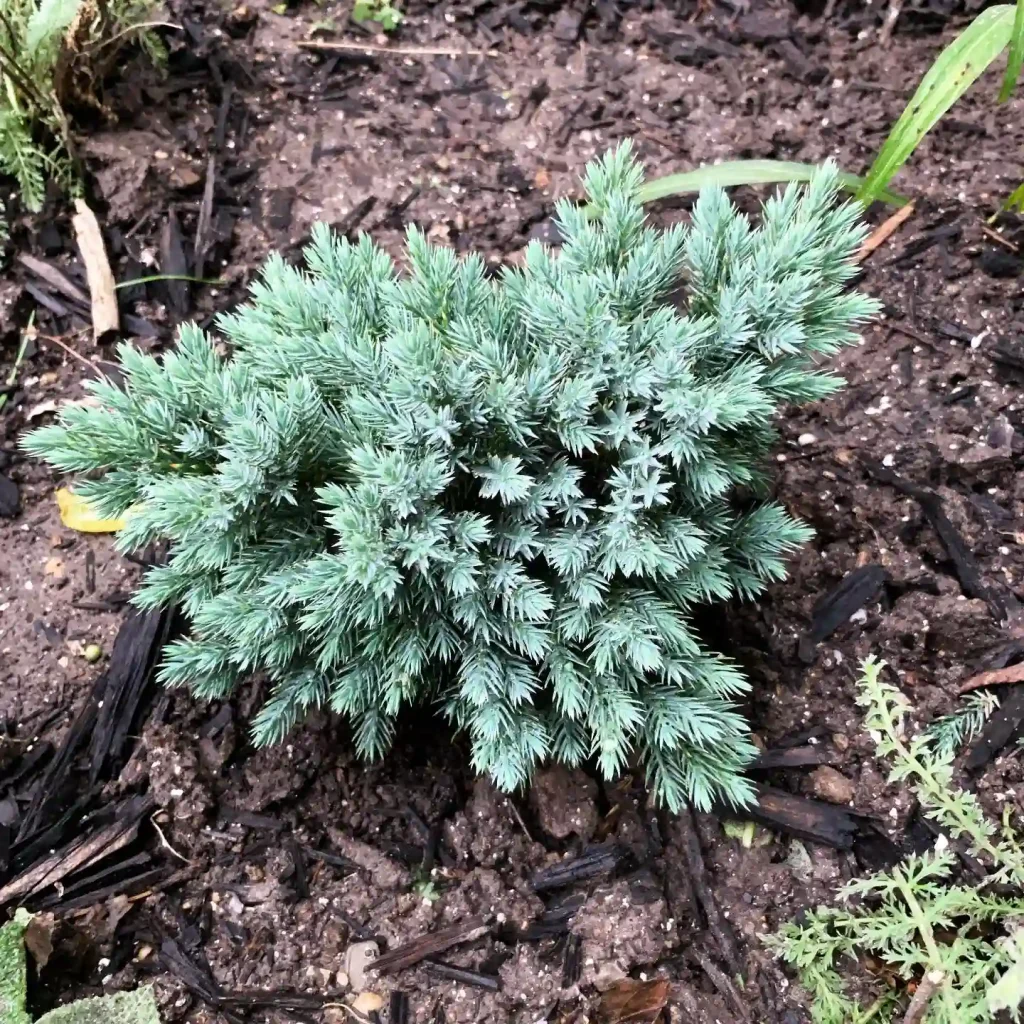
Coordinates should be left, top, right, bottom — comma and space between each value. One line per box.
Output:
2, 0, 1024, 1021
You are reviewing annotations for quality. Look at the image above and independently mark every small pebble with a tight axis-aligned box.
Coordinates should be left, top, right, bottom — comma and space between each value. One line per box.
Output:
797, 432, 816, 446
351, 992, 384, 1014
810, 766, 855, 805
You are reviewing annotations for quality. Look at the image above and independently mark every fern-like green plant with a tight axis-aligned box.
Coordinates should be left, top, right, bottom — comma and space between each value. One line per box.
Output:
23, 145, 878, 810
0, 0, 163, 234
769, 658, 1024, 1024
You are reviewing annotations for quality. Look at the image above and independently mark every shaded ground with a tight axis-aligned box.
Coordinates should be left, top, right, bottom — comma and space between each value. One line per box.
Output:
1, 0, 1024, 1021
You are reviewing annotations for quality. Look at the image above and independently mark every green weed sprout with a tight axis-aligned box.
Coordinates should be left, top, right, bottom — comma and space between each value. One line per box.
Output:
769, 657, 1024, 1024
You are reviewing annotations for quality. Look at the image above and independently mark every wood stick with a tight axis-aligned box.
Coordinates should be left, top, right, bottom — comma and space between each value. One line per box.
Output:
72, 198, 120, 342
17, 253, 89, 305
371, 918, 489, 973
902, 969, 944, 1024
981, 225, 1019, 253
958, 661, 1024, 695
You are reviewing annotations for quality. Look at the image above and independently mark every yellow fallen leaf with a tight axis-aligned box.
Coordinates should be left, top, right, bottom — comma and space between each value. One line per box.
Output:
55, 488, 127, 533
43, 557, 66, 578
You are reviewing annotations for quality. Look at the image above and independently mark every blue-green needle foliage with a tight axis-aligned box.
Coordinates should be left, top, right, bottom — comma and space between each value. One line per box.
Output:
24, 144, 877, 810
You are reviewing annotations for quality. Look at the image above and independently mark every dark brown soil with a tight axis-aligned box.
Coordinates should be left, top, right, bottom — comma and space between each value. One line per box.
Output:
2, 0, 1024, 1022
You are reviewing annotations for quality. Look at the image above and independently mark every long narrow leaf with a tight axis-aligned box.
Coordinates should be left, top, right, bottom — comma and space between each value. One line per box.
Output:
1002, 181, 1024, 213
999, 0, 1024, 101
640, 159, 907, 207
858, 4, 1017, 204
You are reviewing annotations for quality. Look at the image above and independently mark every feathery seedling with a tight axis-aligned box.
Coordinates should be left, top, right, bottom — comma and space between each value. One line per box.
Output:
770, 658, 1024, 1024
24, 144, 877, 809
924, 691, 1000, 760
0, 0, 164, 239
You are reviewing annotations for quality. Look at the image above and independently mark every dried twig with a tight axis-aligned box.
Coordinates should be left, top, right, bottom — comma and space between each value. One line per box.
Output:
879, 0, 902, 45
17, 253, 90, 305
297, 39, 497, 57
90, 20, 182, 52
151, 813, 192, 864
507, 798, 534, 842
958, 662, 1024, 695
902, 969, 944, 1024
38, 331, 105, 374
859, 202, 915, 261
72, 198, 120, 341
372, 918, 489, 973
981, 225, 1020, 253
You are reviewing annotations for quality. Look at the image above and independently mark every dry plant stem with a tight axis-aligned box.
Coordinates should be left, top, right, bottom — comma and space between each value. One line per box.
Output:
72, 198, 120, 341
39, 331, 104, 374
958, 662, 1024, 694
879, 0, 902, 45
90, 19, 181, 51
297, 39, 497, 57
150, 812, 192, 864
901, 970, 944, 1024
858, 201, 915, 261
980, 225, 1020, 252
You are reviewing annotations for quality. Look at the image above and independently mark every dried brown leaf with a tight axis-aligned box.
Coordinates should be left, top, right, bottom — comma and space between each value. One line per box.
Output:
597, 978, 670, 1024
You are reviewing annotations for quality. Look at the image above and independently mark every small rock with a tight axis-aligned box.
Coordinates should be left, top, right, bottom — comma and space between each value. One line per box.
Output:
832, 733, 849, 752
591, 961, 627, 992
810, 766, 855, 805
988, 414, 1015, 450
0, 474, 20, 518
342, 940, 379, 992
351, 992, 384, 1015
735, 10, 791, 43
551, 7, 583, 41
529, 765, 598, 840
797, 432, 817, 446
786, 839, 814, 883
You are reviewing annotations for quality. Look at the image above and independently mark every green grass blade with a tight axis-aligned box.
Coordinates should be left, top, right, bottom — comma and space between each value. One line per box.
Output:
999, 0, 1024, 101
640, 159, 908, 207
1003, 181, 1024, 213
858, 4, 1017, 204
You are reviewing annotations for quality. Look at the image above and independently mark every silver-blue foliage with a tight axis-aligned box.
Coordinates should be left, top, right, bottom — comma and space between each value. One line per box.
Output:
24, 143, 877, 810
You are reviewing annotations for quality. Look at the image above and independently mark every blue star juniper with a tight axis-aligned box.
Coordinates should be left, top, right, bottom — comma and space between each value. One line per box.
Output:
24, 143, 877, 810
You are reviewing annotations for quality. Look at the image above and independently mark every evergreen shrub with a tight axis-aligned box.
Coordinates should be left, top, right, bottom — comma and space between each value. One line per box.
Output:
24, 144, 877, 809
